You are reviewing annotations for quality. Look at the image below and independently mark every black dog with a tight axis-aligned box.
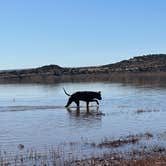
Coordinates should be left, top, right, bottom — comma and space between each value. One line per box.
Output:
63, 88, 102, 108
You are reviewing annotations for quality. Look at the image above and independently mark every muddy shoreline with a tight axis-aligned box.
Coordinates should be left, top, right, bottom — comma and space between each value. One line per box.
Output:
0, 131, 166, 165
74, 154, 166, 166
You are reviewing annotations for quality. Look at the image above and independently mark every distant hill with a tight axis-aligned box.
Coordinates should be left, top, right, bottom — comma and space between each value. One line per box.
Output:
0, 54, 166, 83
102, 54, 166, 72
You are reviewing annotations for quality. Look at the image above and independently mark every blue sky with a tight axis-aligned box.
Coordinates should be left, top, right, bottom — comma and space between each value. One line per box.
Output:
0, 0, 166, 69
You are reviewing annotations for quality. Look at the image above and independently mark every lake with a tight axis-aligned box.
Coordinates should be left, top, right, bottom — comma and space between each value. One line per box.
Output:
0, 82, 166, 162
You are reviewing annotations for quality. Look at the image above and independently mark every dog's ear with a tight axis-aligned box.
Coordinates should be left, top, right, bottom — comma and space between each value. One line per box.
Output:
98, 91, 101, 94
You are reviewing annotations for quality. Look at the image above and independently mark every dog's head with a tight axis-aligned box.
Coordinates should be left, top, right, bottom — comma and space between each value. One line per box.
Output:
96, 91, 102, 100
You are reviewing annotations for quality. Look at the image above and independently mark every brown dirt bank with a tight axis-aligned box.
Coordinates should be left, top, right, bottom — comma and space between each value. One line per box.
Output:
74, 154, 166, 166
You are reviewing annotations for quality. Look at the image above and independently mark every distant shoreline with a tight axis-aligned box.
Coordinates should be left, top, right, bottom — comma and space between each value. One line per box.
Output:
0, 54, 166, 84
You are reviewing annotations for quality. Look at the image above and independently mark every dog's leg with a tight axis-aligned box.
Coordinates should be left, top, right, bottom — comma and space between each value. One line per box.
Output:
75, 100, 80, 108
76, 106, 80, 114
65, 98, 73, 107
86, 101, 89, 112
66, 107, 72, 112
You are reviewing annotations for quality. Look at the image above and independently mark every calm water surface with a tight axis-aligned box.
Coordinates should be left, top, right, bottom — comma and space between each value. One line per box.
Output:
0, 82, 165, 152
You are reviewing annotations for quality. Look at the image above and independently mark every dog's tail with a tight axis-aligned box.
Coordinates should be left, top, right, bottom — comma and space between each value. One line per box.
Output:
63, 88, 71, 96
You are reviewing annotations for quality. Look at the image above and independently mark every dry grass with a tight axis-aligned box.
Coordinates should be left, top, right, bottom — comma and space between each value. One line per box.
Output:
88, 132, 153, 148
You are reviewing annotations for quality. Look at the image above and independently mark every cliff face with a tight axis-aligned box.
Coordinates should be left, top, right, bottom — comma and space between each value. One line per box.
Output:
0, 54, 166, 83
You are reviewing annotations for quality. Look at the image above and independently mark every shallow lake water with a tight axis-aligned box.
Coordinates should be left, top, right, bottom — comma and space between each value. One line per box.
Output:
0, 82, 166, 156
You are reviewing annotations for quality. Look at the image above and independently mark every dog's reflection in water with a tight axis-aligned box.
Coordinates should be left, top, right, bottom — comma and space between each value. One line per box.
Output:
66, 106, 104, 128
66, 106, 104, 116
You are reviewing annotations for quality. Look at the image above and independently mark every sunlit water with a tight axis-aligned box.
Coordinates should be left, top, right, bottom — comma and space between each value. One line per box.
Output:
0, 82, 165, 154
